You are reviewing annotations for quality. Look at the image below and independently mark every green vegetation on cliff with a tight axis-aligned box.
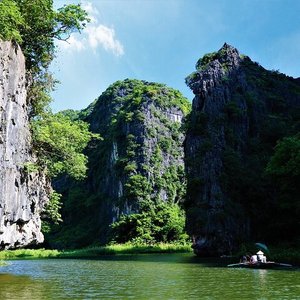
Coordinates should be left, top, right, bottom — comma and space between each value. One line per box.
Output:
32, 113, 99, 180
46, 79, 191, 248
220, 58, 300, 244
185, 44, 300, 255
2, 7, 298, 257
265, 133, 300, 239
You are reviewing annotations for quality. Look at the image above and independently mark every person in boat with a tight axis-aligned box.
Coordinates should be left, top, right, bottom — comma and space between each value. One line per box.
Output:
256, 250, 267, 263
240, 255, 248, 263
250, 253, 258, 264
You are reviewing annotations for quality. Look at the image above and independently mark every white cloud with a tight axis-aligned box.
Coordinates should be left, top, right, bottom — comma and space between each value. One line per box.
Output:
81, 1, 99, 23
86, 25, 124, 56
57, 1, 124, 56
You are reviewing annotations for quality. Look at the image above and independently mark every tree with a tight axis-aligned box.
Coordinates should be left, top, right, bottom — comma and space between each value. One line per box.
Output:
265, 134, 300, 241
0, 0, 24, 43
110, 203, 188, 244
0, 0, 89, 115
266, 134, 300, 179
266, 134, 300, 211
1, 0, 89, 72
29, 112, 100, 226
14, 0, 89, 73
32, 113, 100, 180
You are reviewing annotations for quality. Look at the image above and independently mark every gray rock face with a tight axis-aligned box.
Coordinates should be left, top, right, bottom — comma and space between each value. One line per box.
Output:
185, 43, 300, 256
185, 44, 243, 256
0, 41, 48, 249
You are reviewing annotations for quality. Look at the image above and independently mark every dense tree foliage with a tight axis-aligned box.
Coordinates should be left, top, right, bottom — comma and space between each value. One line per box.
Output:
0, 0, 88, 72
0, 0, 89, 116
32, 111, 99, 226
265, 134, 300, 241
32, 113, 100, 180
110, 203, 188, 244
42, 192, 63, 225
0, 0, 24, 43
266, 134, 300, 179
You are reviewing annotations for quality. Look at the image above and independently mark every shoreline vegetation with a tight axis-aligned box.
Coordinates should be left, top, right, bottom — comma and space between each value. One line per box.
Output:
0, 243, 193, 260
0, 244, 299, 266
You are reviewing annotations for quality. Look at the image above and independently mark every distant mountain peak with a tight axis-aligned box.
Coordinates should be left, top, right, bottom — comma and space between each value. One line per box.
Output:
193, 43, 241, 73
219, 42, 240, 57
185, 44, 243, 88
220, 42, 236, 51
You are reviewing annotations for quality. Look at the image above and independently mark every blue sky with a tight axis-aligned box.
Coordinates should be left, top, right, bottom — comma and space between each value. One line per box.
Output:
51, 0, 300, 112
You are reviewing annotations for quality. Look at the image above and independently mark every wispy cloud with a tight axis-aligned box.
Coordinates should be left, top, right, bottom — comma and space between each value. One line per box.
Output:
57, 1, 124, 56
81, 1, 99, 23
85, 25, 124, 56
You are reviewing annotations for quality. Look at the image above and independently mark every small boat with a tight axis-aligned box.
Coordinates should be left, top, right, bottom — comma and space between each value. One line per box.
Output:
227, 261, 293, 269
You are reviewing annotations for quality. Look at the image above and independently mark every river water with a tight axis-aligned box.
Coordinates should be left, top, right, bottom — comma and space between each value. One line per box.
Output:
0, 254, 299, 299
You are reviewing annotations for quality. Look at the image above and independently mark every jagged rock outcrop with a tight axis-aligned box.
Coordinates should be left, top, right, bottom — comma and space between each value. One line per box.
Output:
0, 41, 49, 249
87, 80, 190, 216
185, 43, 300, 256
51, 79, 191, 248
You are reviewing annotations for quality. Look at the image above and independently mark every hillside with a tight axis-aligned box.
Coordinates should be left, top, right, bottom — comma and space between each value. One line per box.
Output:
185, 43, 300, 256
48, 79, 191, 248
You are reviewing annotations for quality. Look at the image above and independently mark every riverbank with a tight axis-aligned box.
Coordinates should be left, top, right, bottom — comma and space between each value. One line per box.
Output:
0, 243, 193, 260
1, 243, 299, 265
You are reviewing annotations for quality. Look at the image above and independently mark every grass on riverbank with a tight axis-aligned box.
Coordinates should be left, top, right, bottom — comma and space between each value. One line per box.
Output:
2, 243, 298, 265
0, 243, 193, 260
0, 248, 60, 260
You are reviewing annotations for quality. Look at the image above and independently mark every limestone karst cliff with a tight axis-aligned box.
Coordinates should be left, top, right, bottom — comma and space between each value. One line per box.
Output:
50, 79, 191, 248
0, 41, 49, 249
185, 43, 300, 256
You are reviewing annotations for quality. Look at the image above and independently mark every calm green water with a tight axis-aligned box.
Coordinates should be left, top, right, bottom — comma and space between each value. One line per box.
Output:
0, 254, 299, 299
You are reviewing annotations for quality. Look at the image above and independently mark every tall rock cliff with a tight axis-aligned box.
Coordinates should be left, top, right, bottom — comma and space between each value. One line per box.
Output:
185, 43, 300, 256
0, 41, 49, 249
51, 79, 191, 248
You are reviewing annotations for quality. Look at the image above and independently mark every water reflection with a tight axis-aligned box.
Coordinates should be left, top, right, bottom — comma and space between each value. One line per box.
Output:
257, 269, 268, 283
255, 270, 269, 298
0, 273, 55, 299
0, 256, 299, 299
